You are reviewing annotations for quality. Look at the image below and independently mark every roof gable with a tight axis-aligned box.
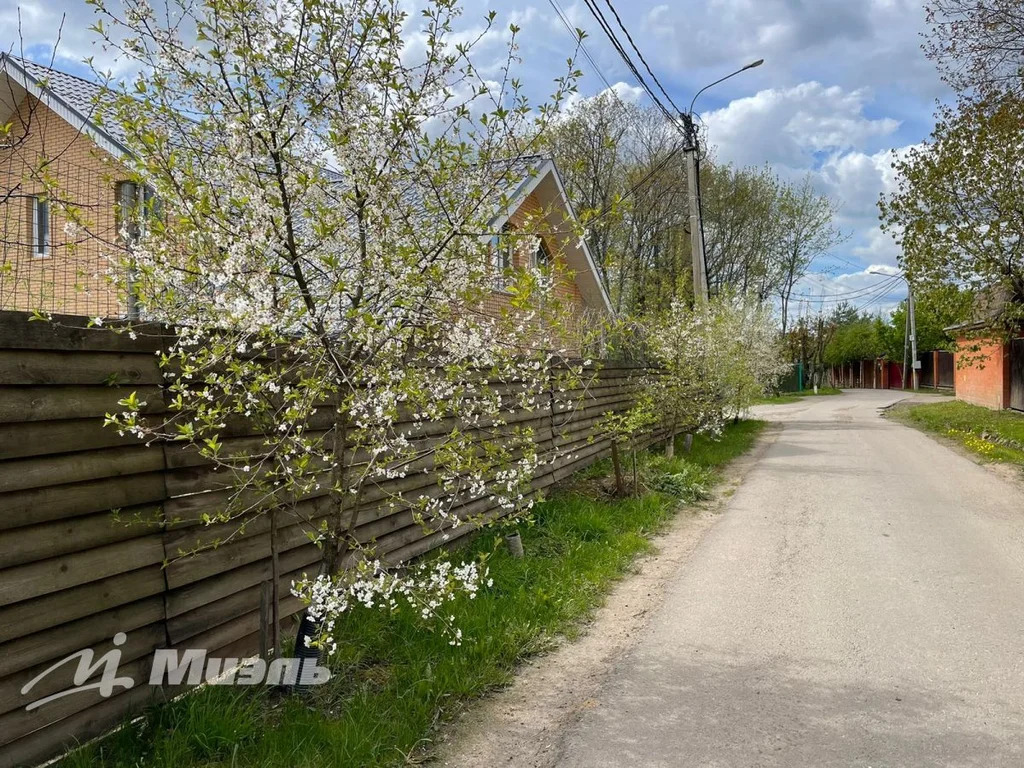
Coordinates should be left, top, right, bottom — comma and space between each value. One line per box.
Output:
0, 54, 128, 160
490, 158, 613, 315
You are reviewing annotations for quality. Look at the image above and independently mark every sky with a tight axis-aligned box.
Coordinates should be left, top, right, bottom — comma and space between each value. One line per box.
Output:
4, 0, 950, 318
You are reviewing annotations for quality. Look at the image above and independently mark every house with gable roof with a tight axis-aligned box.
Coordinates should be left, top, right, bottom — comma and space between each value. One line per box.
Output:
0, 55, 612, 321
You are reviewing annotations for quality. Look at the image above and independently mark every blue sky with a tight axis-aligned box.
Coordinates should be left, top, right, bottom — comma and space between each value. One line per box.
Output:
4, 0, 948, 316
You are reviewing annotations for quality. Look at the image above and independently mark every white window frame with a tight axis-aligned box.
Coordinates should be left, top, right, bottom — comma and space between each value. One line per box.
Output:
30, 196, 49, 257
492, 224, 513, 291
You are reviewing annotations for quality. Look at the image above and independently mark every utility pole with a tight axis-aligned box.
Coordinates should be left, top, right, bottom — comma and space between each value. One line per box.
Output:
680, 59, 763, 306
682, 113, 708, 304
868, 268, 919, 391
908, 281, 919, 391
902, 304, 909, 391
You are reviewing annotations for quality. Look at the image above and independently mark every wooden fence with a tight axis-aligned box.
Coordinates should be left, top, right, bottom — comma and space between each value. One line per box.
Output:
0, 311, 651, 767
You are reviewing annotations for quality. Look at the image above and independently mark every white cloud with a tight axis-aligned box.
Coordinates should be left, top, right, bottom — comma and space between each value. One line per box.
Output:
561, 80, 646, 113
851, 226, 902, 266
701, 82, 900, 171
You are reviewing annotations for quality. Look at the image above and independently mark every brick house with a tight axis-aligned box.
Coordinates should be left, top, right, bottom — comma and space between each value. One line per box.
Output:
949, 288, 1024, 411
0, 55, 132, 317
0, 56, 612, 321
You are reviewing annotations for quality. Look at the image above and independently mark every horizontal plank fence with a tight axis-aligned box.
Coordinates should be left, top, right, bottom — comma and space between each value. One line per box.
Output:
0, 311, 656, 767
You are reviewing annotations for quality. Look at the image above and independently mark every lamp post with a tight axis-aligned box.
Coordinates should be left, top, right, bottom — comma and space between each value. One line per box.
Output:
681, 59, 763, 303
869, 269, 918, 391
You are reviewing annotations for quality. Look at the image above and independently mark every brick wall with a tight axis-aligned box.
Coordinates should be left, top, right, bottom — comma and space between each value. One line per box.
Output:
0, 96, 125, 318
954, 336, 1009, 410
479, 191, 587, 323
0, 107, 594, 324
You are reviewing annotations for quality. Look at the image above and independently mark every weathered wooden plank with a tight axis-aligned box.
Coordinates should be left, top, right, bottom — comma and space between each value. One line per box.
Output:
0, 418, 139, 460
164, 513, 320, 591
167, 571, 305, 646
0, 385, 164, 423
0, 472, 167, 529
0, 445, 165, 494
0, 311, 169, 352
0, 565, 166, 644
0, 505, 161, 569
0, 350, 162, 386
0, 678, 165, 768
162, 432, 323, 470
0, 622, 165, 720
0, 595, 165, 680
162, 497, 326, 554
164, 543, 320, 619
0, 654, 154, 749
0, 535, 165, 607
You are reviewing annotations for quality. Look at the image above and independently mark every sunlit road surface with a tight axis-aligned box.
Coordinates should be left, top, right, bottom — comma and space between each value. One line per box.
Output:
559, 390, 1024, 767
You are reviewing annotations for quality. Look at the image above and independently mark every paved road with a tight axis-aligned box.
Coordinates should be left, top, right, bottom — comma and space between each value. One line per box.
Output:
559, 390, 1024, 767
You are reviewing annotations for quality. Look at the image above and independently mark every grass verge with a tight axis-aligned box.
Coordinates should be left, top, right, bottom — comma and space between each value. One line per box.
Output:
887, 400, 1024, 465
61, 420, 765, 768
751, 386, 842, 406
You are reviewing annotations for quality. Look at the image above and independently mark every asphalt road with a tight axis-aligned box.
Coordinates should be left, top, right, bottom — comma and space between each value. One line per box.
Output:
558, 390, 1024, 767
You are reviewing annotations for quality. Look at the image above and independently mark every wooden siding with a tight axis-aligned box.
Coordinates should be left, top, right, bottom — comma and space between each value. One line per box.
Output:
0, 310, 652, 767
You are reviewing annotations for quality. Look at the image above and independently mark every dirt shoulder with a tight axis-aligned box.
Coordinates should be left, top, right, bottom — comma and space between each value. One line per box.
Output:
431, 424, 779, 768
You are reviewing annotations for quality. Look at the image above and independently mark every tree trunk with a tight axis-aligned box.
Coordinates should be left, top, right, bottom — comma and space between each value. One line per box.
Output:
610, 441, 626, 496
665, 420, 677, 458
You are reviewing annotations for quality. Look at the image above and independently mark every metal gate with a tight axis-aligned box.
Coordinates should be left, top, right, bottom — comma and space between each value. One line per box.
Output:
937, 351, 954, 389
1011, 339, 1024, 411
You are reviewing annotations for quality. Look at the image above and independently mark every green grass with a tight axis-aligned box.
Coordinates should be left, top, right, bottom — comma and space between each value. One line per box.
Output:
751, 386, 842, 406
889, 400, 1024, 465
61, 420, 765, 768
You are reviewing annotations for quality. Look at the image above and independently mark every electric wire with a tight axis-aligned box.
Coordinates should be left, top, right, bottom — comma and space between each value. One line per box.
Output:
789, 274, 903, 302
599, 0, 685, 116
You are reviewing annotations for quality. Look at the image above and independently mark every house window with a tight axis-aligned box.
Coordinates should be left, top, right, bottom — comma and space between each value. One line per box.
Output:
30, 196, 49, 257
534, 237, 551, 268
491, 223, 513, 287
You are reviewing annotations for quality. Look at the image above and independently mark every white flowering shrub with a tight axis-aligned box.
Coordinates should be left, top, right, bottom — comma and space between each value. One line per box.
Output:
85, 0, 597, 647
641, 292, 786, 446
705, 292, 790, 417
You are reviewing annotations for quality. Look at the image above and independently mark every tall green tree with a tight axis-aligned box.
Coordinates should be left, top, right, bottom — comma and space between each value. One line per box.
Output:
879, 92, 1024, 333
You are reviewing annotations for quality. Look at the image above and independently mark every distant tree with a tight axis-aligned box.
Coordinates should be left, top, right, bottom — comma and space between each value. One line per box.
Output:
546, 98, 843, 319
880, 284, 973, 358
824, 314, 883, 367
775, 178, 847, 335
702, 164, 785, 302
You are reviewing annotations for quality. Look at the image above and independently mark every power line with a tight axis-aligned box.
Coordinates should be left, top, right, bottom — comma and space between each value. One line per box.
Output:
544, 0, 686, 230
840, 277, 904, 313
579, 0, 681, 130
790, 275, 902, 302
853, 279, 904, 314
546, 0, 617, 96
600, 0, 685, 116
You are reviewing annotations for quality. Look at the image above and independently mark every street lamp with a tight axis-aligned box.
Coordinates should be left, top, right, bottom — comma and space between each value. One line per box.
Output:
681, 60, 764, 303
869, 269, 918, 391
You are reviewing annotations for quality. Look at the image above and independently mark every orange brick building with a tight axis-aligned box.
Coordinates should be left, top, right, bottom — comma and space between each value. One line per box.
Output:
952, 335, 1021, 411
949, 290, 1023, 411
0, 56, 612, 322
482, 156, 611, 323
0, 55, 133, 317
